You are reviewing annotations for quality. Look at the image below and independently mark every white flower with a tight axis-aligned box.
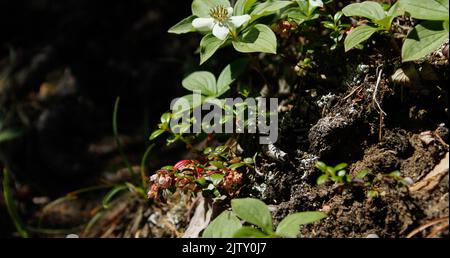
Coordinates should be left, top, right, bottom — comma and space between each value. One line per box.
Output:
192, 6, 251, 40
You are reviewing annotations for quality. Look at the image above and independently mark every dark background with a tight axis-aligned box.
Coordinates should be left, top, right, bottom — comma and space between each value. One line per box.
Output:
0, 0, 207, 236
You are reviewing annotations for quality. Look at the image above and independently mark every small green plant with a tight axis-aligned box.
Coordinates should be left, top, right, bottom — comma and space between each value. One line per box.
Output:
358, 170, 413, 199
202, 198, 326, 238
342, 1, 403, 52
315, 161, 413, 198
283, 0, 324, 25
149, 59, 249, 147
398, 0, 449, 62
321, 11, 350, 50
315, 161, 350, 185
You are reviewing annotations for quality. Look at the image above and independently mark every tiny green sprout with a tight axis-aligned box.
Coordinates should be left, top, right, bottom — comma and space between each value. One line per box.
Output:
315, 161, 349, 185
203, 198, 326, 238
358, 169, 412, 199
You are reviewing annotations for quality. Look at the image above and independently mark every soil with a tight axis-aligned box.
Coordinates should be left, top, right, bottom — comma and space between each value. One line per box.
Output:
241, 47, 449, 238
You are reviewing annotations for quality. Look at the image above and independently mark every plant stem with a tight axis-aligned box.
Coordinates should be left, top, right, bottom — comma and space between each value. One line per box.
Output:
113, 97, 135, 179
2, 168, 29, 238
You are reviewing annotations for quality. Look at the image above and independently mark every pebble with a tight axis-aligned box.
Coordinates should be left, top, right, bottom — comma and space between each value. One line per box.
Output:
366, 234, 379, 238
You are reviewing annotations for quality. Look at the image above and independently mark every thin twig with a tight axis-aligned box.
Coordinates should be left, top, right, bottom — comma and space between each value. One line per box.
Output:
373, 67, 387, 116
406, 216, 449, 238
426, 222, 449, 238
373, 67, 387, 142
379, 112, 384, 142
343, 85, 362, 101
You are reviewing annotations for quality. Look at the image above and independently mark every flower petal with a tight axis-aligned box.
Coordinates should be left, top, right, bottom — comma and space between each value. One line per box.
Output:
227, 7, 234, 17
309, 0, 323, 8
229, 15, 251, 28
212, 23, 230, 40
192, 17, 215, 30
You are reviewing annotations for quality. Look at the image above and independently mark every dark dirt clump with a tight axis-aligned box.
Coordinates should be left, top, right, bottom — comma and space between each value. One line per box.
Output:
246, 49, 449, 238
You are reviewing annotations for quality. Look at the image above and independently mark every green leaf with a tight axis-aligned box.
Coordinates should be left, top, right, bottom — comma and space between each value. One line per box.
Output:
398, 0, 449, 21
344, 25, 379, 52
367, 190, 379, 199
284, 7, 311, 24
171, 94, 205, 117
182, 71, 217, 96
342, 1, 386, 21
200, 34, 226, 65
209, 173, 225, 185
192, 0, 231, 17
168, 16, 196, 34
376, 2, 403, 29
389, 170, 402, 177
229, 162, 245, 170
337, 170, 346, 177
444, 20, 450, 32
231, 198, 273, 234
356, 169, 370, 179
317, 174, 329, 185
202, 211, 242, 238
232, 24, 277, 54
102, 185, 128, 209
315, 161, 327, 172
234, 0, 257, 16
402, 20, 449, 62
276, 212, 327, 238
334, 163, 348, 171
233, 226, 269, 238
244, 157, 254, 165
209, 161, 225, 169
149, 129, 165, 140
0, 129, 22, 144
322, 21, 336, 30
160, 112, 171, 124
216, 59, 249, 96
251, 1, 294, 21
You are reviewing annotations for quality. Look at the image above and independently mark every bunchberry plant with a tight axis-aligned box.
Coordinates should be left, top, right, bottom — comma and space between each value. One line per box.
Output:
168, 0, 296, 64
202, 198, 326, 238
398, 0, 449, 62
343, 0, 449, 62
342, 1, 404, 52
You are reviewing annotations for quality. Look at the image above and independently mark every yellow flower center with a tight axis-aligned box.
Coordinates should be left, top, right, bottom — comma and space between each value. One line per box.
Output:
209, 5, 229, 24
